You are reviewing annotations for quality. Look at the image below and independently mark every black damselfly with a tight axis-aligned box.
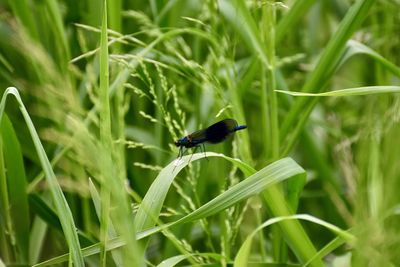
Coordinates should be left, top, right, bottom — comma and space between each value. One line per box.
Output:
174, 118, 247, 161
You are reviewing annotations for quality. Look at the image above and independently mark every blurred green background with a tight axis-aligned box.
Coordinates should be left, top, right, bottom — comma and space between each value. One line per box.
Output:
0, 0, 399, 266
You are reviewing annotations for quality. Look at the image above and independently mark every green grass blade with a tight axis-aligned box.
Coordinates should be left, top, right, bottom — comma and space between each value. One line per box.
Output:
88, 179, 123, 266
276, 0, 316, 45
138, 156, 320, 266
156, 255, 192, 267
134, 152, 256, 234
99, 3, 141, 265
218, 0, 269, 68
6, 0, 39, 40
156, 253, 223, 267
28, 194, 62, 230
32, 237, 126, 267
98, 2, 112, 265
234, 214, 355, 267
136, 156, 305, 236
340, 40, 400, 78
38, 156, 305, 265
303, 236, 348, 267
42, 0, 70, 71
280, 0, 376, 153
276, 86, 400, 97
167, 158, 304, 226
262, 186, 323, 266
29, 215, 48, 264
0, 87, 84, 267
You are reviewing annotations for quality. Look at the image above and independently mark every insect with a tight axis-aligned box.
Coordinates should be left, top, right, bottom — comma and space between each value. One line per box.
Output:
174, 118, 247, 160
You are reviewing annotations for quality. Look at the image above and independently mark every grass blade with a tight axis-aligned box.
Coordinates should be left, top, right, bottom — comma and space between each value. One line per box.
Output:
276, 86, 400, 97
340, 40, 400, 78
280, 0, 376, 153
98, 3, 142, 265
98, 2, 112, 265
218, 0, 269, 68
135, 156, 309, 260
6, 0, 39, 40
35, 155, 306, 266
234, 214, 355, 267
0, 87, 84, 267
156, 253, 223, 267
276, 0, 316, 45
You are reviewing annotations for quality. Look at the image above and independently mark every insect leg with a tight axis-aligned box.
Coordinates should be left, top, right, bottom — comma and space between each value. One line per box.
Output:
182, 147, 189, 159
178, 147, 188, 160
188, 146, 198, 164
201, 143, 208, 161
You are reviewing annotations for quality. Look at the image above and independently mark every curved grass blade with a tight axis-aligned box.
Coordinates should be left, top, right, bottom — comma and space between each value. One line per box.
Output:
340, 40, 400, 78
0, 87, 84, 267
303, 236, 348, 267
280, 0, 376, 153
234, 214, 355, 267
134, 152, 255, 235
34, 155, 305, 266
276, 86, 400, 97
156, 253, 222, 267
136, 156, 305, 239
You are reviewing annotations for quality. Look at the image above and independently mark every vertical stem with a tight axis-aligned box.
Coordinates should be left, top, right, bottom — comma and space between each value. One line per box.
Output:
260, 64, 271, 160
99, 2, 111, 265
264, 2, 279, 159
262, 1, 285, 262
108, 0, 126, 185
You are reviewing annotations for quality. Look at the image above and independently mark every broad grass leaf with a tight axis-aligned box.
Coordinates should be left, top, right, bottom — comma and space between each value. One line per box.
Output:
34, 155, 305, 266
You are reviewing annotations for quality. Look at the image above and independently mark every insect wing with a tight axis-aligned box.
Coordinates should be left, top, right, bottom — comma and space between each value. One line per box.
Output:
188, 128, 207, 146
205, 119, 238, 144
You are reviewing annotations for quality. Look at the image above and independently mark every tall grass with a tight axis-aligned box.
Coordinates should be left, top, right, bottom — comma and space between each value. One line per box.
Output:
0, 0, 399, 266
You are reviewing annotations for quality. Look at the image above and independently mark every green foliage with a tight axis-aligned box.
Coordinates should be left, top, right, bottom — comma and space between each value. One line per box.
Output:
0, 0, 399, 266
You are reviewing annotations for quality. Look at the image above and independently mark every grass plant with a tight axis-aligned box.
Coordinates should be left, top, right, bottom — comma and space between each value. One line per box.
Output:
0, 0, 399, 266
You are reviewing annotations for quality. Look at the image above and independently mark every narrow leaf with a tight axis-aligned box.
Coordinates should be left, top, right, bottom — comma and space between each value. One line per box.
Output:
276, 86, 400, 97
0, 87, 84, 267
